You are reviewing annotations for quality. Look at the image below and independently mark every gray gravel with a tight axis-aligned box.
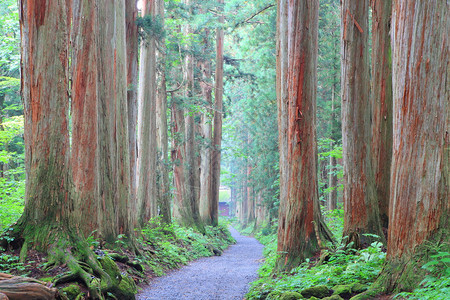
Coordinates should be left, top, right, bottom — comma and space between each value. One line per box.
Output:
137, 227, 264, 300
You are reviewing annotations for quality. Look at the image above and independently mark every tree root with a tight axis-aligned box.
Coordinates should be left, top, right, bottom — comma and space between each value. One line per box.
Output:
1, 223, 136, 300
0, 272, 56, 300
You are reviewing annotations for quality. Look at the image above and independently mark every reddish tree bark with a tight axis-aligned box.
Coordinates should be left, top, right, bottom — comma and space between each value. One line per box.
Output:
96, 0, 132, 241
341, 0, 385, 246
209, 0, 225, 227
155, 0, 171, 223
137, 0, 157, 225
126, 0, 139, 224
199, 27, 213, 225
276, 0, 334, 271
18, 0, 72, 245
71, 0, 99, 236
370, 0, 392, 231
371, 0, 449, 294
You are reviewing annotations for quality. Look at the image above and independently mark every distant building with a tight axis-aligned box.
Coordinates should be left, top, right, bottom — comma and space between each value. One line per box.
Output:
219, 186, 231, 217
219, 202, 230, 216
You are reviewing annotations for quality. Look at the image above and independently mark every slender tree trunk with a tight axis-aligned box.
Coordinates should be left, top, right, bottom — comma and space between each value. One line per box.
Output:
0, 94, 4, 179
276, 0, 334, 272
210, 0, 225, 227
372, 0, 449, 294
327, 87, 338, 211
246, 164, 255, 224
155, 0, 171, 223
18, 0, 72, 247
97, 0, 132, 241
370, 0, 392, 232
71, 0, 99, 237
341, 0, 385, 246
199, 28, 213, 225
276, 0, 289, 241
126, 0, 139, 227
137, 0, 158, 226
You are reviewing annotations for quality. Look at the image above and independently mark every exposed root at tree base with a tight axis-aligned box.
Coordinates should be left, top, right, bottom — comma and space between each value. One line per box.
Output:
0, 223, 137, 300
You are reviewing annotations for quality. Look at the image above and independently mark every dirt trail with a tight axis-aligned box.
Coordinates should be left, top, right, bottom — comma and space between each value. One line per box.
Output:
137, 227, 264, 300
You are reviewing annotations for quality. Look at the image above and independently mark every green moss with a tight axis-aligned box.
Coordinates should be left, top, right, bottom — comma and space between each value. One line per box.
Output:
279, 291, 302, 300
99, 255, 122, 287
61, 284, 82, 300
323, 295, 344, 300
300, 285, 331, 298
116, 274, 137, 300
332, 284, 352, 298
351, 282, 368, 294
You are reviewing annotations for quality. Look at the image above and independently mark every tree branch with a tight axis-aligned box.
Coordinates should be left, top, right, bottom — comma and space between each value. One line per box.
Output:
234, 4, 275, 28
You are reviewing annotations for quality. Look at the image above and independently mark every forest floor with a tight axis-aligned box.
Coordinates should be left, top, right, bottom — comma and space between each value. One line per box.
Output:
136, 227, 264, 300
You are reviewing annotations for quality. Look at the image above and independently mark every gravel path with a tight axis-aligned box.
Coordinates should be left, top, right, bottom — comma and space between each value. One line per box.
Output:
137, 227, 264, 300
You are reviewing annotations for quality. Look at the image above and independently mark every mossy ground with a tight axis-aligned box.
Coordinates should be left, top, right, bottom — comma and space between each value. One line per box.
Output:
0, 217, 235, 299
240, 215, 450, 300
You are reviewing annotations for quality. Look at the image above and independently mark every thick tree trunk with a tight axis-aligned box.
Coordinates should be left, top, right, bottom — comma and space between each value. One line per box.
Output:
199, 28, 213, 225
155, 0, 171, 224
210, 0, 225, 227
126, 0, 139, 226
71, 0, 99, 237
172, 0, 203, 231
18, 0, 72, 245
341, 0, 385, 246
276, 0, 334, 272
97, 0, 132, 241
370, 0, 392, 231
137, 0, 157, 226
171, 93, 187, 222
371, 0, 449, 294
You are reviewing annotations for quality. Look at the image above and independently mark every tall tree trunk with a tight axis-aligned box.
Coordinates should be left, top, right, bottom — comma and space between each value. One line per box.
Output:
0, 94, 4, 179
17, 0, 72, 247
71, 0, 99, 237
370, 0, 392, 232
341, 0, 385, 246
246, 164, 255, 224
276, 0, 289, 241
155, 0, 171, 223
97, 0, 131, 241
199, 28, 213, 225
171, 92, 187, 222
327, 87, 338, 211
210, 0, 225, 227
371, 0, 449, 294
137, 0, 157, 226
184, 15, 202, 231
126, 0, 139, 227
276, 0, 334, 272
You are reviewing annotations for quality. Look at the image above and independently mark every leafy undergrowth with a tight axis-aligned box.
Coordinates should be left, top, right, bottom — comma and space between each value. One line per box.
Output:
242, 212, 450, 300
0, 217, 235, 299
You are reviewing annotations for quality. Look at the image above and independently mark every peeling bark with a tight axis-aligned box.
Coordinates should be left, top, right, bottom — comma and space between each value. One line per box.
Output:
155, 0, 171, 224
341, 0, 385, 245
137, 0, 157, 226
210, 0, 225, 227
276, 0, 334, 271
369, 0, 448, 294
71, 0, 99, 237
370, 0, 393, 231
126, 0, 139, 227
97, 0, 132, 241
19, 0, 72, 237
